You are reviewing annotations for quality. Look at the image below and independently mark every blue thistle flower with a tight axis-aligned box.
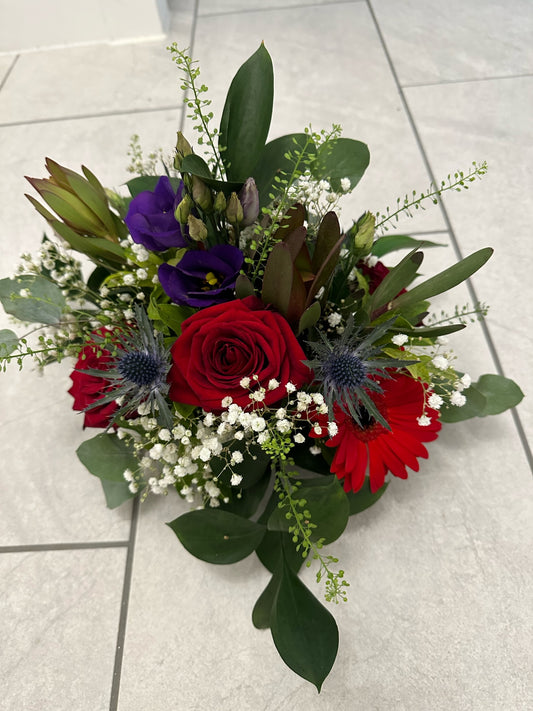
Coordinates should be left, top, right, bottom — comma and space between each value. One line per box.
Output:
305, 316, 416, 429
80, 306, 173, 428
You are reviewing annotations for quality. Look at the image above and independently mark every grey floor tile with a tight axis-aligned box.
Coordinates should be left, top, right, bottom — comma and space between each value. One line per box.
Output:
0, 21, 191, 124
371, 0, 533, 85
1, 547, 126, 710
405, 76, 533, 438
198, 0, 354, 15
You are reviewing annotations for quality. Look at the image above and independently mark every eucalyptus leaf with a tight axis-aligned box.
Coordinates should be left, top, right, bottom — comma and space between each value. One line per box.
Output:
0, 329, 19, 357
270, 556, 339, 691
76, 433, 138, 483
219, 43, 274, 181
99, 478, 136, 509
0, 275, 66, 325
167, 509, 266, 564
440, 374, 523, 422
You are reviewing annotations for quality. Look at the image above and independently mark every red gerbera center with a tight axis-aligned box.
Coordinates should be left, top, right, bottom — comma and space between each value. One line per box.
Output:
310, 373, 441, 493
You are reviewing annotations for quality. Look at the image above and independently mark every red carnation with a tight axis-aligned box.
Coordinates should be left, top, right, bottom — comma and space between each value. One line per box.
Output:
168, 296, 312, 413
311, 373, 441, 493
68, 332, 118, 428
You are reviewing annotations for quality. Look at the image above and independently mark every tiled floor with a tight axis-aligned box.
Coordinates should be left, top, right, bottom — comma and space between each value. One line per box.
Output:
1, 1, 532, 709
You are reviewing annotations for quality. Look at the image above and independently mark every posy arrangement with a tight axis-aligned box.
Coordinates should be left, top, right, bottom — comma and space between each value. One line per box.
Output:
0, 44, 523, 690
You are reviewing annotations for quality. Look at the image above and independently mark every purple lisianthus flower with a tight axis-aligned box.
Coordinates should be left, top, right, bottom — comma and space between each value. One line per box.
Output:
125, 176, 188, 252
158, 244, 244, 308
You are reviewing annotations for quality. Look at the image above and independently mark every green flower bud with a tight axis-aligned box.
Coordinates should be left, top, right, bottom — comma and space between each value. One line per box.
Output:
187, 214, 208, 242
214, 191, 227, 213
174, 131, 193, 171
192, 175, 213, 212
174, 194, 193, 224
353, 211, 375, 254
226, 192, 244, 225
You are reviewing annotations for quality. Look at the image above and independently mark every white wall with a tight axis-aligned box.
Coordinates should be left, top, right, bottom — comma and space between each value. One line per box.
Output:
0, 0, 169, 54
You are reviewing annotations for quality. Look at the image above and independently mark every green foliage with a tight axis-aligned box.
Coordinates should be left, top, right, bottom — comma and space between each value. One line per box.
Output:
346, 478, 389, 515
375, 161, 488, 231
372, 233, 446, 257
0, 329, 19, 358
440, 374, 524, 422
311, 137, 369, 193
270, 554, 339, 692
0, 275, 66, 325
167, 509, 266, 564
219, 43, 274, 181
99, 479, 136, 509
76, 432, 138, 483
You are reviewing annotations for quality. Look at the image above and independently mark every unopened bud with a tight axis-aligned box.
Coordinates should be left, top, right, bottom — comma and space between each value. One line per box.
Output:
187, 214, 208, 242
174, 194, 193, 224
174, 131, 193, 170
238, 177, 259, 227
353, 211, 375, 254
192, 175, 212, 211
226, 192, 244, 225
214, 191, 227, 213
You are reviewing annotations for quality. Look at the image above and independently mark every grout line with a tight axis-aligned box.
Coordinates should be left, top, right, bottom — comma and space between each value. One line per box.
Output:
366, 0, 533, 474
199, 0, 364, 18
0, 104, 181, 129
402, 72, 533, 90
0, 540, 129, 553
0, 54, 19, 92
109, 496, 140, 711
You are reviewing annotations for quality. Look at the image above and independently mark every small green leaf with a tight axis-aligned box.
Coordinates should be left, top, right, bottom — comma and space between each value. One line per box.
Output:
76, 433, 138, 482
219, 43, 274, 181
440, 374, 523, 422
311, 137, 370, 193
389, 323, 466, 338
0, 329, 19, 357
346, 478, 389, 515
270, 556, 339, 691
167, 509, 266, 564
390, 248, 493, 311
372, 234, 446, 258
99, 478, 136, 509
297, 301, 321, 335
235, 274, 255, 299
0, 275, 66, 325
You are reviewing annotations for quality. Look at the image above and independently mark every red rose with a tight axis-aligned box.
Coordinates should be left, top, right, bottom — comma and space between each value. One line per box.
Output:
68, 333, 118, 428
168, 296, 312, 412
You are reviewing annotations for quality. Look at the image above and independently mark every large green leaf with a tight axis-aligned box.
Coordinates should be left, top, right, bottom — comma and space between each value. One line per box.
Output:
99, 478, 136, 509
253, 133, 316, 208
390, 248, 493, 311
267, 475, 349, 545
440, 373, 524, 422
209, 443, 271, 489
261, 242, 293, 315
311, 137, 370, 192
168, 509, 266, 564
76, 432, 138, 483
270, 556, 339, 691
252, 573, 281, 630
221, 471, 272, 519
346, 478, 389, 515
0, 275, 66, 325
219, 43, 274, 181
372, 234, 446, 258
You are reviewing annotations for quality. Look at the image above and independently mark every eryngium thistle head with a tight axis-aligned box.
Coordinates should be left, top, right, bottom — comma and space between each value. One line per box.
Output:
305, 315, 415, 429
80, 306, 173, 428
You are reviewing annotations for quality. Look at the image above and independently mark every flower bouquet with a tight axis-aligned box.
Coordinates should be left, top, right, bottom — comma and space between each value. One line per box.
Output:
0, 44, 523, 690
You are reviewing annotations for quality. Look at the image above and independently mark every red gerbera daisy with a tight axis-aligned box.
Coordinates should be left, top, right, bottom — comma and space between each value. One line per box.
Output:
310, 373, 441, 493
